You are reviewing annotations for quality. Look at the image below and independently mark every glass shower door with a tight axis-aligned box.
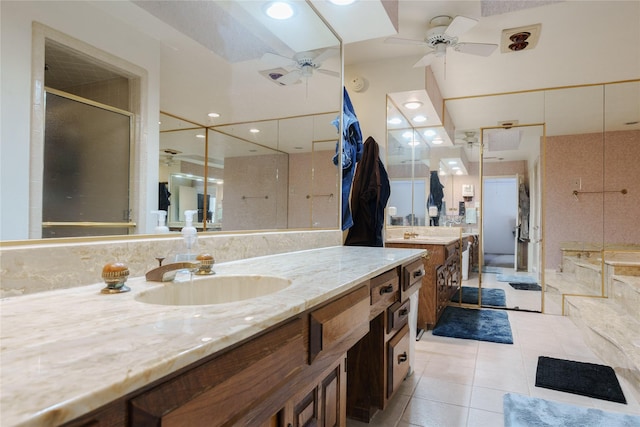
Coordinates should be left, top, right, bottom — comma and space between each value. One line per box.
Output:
42, 90, 133, 238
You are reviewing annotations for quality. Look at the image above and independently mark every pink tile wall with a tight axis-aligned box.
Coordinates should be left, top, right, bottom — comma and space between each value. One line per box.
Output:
288, 151, 339, 229
544, 130, 639, 269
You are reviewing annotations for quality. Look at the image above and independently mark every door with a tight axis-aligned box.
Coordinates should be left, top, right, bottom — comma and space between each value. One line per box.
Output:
482, 176, 518, 268
43, 90, 132, 238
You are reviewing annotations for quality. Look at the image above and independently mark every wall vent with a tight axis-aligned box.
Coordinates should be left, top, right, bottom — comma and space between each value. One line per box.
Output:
501, 23, 542, 53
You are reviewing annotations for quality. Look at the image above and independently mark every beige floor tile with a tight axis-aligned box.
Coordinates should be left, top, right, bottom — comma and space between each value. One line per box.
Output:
401, 398, 469, 427
469, 386, 507, 413
466, 408, 504, 427
412, 377, 473, 406
346, 309, 639, 427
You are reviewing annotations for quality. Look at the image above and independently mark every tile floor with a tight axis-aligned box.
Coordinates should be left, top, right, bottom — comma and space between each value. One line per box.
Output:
347, 292, 640, 427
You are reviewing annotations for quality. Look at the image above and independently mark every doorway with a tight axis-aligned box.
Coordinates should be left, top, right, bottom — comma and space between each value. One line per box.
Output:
483, 176, 518, 268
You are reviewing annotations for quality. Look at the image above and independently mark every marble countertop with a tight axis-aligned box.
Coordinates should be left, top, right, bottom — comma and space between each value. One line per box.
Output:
385, 236, 460, 246
0, 245, 424, 427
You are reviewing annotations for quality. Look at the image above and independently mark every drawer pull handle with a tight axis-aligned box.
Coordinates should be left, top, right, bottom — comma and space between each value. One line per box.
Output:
399, 308, 408, 317
380, 285, 394, 294
413, 269, 424, 278
398, 352, 408, 363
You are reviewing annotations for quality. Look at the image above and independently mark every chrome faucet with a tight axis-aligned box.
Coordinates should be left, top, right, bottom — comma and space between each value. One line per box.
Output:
145, 261, 200, 282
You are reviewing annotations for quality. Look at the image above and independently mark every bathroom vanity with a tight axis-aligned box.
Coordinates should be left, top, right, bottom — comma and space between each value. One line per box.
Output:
0, 246, 424, 426
386, 236, 462, 331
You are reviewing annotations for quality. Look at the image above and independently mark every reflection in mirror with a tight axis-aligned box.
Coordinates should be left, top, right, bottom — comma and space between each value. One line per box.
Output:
211, 112, 340, 231
385, 98, 432, 227
445, 92, 545, 312
159, 112, 340, 232
443, 80, 640, 315
3, 0, 341, 242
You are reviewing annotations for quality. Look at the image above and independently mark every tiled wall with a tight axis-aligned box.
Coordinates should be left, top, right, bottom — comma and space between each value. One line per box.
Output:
545, 130, 640, 269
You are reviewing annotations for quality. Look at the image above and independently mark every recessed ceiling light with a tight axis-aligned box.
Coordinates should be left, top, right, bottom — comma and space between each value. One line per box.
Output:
402, 131, 413, 139
208, 112, 220, 118
404, 101, 423, 110
448, 160, 457, 165
249, 128, 260, 133
413, 115, 427, 123
455, 170, 463, 175
432, 138, 443, 145
264, 1, 295, 20
424, 129, 437, 137
408, 140, 420, 146
388, 117, 402, 125
452, 166, 460, 170
196, 134, 205, 139
328, 0, 356, 5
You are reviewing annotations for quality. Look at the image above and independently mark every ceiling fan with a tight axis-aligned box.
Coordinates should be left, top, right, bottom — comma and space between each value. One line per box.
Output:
260, 48, 339, 86
160, 148, 182, 166
455, 131, 481, 149
386, 15, 498, 68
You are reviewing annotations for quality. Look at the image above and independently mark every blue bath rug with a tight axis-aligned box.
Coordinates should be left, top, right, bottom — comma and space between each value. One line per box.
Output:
432, 306, 513, 344
451, 286, 506, 307
497, 274, 537, 284
503, 393, 640, 427
472, 266, 503, 274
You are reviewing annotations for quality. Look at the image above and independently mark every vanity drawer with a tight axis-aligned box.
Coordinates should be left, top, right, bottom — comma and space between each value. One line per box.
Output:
370, 268, 400, 318
445, 241, 460, 260
387, 299, 410, 335
402, 258, 424, 298
387, 324, 410, 399
129, 317, 305, 427
309, 285, 369, 363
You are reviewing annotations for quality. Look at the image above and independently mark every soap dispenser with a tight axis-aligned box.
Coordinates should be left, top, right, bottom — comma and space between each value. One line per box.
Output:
151, 210, 169, 233
177, 210, 198, 262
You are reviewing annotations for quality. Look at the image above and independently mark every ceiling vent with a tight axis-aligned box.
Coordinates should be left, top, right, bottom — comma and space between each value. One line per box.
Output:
500, 24, 541, 53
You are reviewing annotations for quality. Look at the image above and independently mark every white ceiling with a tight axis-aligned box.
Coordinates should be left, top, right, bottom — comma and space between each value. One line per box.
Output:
344, 0, 639, 164
344, 0, 640, 98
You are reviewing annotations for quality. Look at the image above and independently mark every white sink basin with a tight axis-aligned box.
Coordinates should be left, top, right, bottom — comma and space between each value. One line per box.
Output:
136, 274, 292, 306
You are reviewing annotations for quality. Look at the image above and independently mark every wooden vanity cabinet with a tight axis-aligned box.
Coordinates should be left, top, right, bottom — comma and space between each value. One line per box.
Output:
64, 285, 370, 427
386, 241, 461, 331
346, 261, 421, 423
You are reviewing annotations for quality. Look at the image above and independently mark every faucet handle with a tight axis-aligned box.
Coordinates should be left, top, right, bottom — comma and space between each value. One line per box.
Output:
195, 253, 215, 275
101, 262, 131, 294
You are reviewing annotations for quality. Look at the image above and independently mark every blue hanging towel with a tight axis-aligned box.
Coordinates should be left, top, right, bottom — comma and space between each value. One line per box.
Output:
332, 87, 363, 230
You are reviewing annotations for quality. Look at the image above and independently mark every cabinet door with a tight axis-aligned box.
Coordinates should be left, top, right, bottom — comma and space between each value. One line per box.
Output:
292, 357, 346, 427
387, 324, 410, 399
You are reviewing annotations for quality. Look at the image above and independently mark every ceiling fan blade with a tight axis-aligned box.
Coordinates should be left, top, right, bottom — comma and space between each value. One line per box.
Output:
454, 42, 498, 56
313, 48, 339, 64
277, 70, 302, 85
413, 51, 436, 68
316, 68, 340, 78
384, 36, 427, 46
445, 15, 478, 38
261, 52, 296, 68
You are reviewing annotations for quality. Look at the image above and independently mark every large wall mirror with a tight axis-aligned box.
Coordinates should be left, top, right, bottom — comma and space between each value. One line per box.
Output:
2, 0, 342, 242
388, 80, 639, 314
159, 111, 340, 232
